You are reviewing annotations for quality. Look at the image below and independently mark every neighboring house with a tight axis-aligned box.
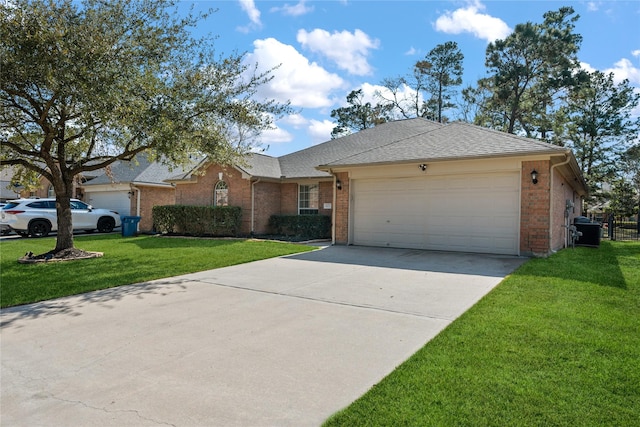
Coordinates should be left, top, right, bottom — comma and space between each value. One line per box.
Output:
81, 156, 186, 231
167, 118, 588, 257
0, 167, 23, 201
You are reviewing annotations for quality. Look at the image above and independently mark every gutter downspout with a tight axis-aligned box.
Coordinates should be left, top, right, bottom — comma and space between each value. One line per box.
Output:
549, 153, 572, 249
131, 185, 141, 232
331, 170, 337, 245
251, 178, 261, 236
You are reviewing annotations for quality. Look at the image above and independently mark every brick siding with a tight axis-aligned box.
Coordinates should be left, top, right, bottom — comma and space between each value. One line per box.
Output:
334, 172, 350, 244
520, 160, 551, 256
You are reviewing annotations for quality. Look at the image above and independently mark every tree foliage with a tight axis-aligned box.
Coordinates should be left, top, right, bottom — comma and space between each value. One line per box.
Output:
609, 179, 638, 217
481, 7, 582, 136
1, 0, 291, 252
330, 89, 391, 139
378, 41, 463, 123
423, 41, 464, 123
560, 71, 640, 201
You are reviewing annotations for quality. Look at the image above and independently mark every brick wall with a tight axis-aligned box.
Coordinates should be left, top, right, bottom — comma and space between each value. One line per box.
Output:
550, 168, 581, 251
253, 181, 281, 234
318, 181, 333, 216
136, 186, 175, 232
280, 183, 298, 214
334, 172, 349, 244
174, 164, 254, 234
520, 160, 551, 256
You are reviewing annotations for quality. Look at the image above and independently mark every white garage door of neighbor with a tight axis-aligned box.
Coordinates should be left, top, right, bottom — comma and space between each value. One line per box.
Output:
352, 173, 520, 255
86, 191, 131, 216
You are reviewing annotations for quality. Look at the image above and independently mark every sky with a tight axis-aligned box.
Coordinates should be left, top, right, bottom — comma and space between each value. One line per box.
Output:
180, 0, 640, 157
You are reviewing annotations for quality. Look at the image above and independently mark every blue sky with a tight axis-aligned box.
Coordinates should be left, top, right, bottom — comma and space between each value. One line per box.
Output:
182, 0, 640, 156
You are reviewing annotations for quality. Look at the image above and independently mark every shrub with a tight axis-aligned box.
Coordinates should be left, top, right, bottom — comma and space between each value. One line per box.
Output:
268, 214, 331, 240
152, 205, 242, 237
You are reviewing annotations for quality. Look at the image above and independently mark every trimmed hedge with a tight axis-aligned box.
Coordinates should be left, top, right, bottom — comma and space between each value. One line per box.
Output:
152, 205, 242, 237
268, 214, 331, 240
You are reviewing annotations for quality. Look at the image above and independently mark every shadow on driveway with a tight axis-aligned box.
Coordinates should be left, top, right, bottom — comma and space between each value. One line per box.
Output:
285, 244, 527, 277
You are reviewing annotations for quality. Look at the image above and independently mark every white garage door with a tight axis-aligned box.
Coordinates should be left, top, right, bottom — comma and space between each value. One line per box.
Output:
352, 173, 520, 255
86, 191, 131, 216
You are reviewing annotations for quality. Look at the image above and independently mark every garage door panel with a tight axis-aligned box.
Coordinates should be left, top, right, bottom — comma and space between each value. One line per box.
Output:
86, 191, 131, 216
352, 173, 519, 255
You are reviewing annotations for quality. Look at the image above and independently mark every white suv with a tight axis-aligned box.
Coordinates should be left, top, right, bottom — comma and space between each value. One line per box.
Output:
1, 198, 122, 237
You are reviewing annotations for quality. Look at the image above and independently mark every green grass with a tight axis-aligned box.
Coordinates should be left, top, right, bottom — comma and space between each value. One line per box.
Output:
324, 240, 640, 427
0, 234, 315, 308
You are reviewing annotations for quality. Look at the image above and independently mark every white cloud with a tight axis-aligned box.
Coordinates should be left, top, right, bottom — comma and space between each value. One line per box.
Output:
307, 119, 335, 144
405, 46, 418, 56
259, 125, 293, 146
434, 0, 512, 43
580, 61, 597, 74
632, 50, 640, 58
297, 28, 380, 76
271, 1, 314, 17
582, 57, 640, 85
237, 0, 262, 32
605, 58, 640, 85
587, 2, 600, 12
244, 38, 345, 109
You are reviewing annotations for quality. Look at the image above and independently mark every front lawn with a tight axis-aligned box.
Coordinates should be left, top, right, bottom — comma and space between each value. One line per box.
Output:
0, 234, 315, 308
324, 240, 640, 426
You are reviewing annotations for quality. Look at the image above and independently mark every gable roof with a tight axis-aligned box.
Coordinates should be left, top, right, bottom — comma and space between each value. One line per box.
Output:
318, 119, 567, 168
278, 118, 443, 179
79, 118, 583, 186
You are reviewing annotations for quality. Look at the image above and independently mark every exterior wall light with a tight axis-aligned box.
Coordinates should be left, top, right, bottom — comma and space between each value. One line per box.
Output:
419, 164, 427, 171
336, 180, 342, 190
531, 169, 538, 184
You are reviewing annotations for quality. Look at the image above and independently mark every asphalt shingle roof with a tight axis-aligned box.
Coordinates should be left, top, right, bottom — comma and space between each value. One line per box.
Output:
236, 153, 282, 179
278, 118, 444, 178
320, 119, 567, 168
49, 118, 573, 185
84, 156, 194, 187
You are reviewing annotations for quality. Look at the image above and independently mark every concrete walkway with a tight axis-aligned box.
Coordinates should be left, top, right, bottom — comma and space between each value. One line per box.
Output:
1, 245, 526, 426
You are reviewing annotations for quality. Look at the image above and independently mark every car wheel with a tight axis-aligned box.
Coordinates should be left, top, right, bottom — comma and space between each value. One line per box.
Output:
29, 220, 51, 238
97, 217, 115, 233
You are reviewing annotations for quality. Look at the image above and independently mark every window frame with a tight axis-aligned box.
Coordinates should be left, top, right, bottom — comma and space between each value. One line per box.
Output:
298, 183, 319, 215
213, 180, 229, 207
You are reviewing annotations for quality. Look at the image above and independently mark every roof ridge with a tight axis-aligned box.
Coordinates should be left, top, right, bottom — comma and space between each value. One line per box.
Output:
451, 121, 566, 151
318, 118, 445, 165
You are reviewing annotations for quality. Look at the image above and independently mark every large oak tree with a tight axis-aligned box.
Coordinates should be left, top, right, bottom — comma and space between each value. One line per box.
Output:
1, 0, 291, 253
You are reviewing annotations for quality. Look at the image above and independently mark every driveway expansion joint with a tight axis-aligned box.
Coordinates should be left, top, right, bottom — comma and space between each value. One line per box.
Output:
200, 279, 456, 321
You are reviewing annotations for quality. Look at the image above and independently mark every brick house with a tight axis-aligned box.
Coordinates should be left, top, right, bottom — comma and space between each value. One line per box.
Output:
6, 118, 587, 256
164, 118, 588, 257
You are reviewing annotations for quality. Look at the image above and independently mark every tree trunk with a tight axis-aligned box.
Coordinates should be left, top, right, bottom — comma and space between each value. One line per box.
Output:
54, 194, 75, 252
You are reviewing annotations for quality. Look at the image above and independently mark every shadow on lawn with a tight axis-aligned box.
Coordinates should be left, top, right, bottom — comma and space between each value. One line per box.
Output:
0, 276, 190, 329
117, 234, 246, 250
518, 241, 631, 289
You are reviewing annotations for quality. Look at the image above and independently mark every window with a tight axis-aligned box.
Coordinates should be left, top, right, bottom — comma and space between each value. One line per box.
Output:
214, 181, 228, 206
70, 200, 90, 210
298, 184, 319, 215
47, 185, 55, 198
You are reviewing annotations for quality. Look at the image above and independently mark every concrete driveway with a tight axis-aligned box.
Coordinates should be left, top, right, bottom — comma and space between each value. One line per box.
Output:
1, 245, 526, 426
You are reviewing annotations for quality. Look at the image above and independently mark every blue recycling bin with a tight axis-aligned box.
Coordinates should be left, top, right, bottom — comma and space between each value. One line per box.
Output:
121, 216, 141, 237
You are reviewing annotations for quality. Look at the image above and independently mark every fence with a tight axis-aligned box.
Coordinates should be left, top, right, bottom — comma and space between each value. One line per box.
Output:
603, 216, 640, 241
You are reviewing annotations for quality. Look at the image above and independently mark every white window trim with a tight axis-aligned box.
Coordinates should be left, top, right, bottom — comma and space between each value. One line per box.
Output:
214, 180, 229, 206
298, 183, 319, 215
